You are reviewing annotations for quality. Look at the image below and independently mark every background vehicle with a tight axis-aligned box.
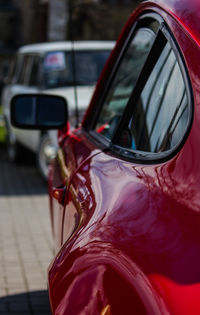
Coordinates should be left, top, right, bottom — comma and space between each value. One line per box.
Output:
2, 41, 115, 179
10, 0, 200, 314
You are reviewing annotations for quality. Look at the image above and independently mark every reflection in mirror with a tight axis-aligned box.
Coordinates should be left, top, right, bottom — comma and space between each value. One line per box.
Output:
11, 94, 68, 129
14, 96, 37, 126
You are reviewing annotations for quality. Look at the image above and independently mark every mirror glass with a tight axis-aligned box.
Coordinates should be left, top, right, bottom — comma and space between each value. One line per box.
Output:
11, 94, 68, 129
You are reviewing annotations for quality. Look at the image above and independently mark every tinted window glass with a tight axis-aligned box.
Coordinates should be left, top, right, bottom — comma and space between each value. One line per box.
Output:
118, 41, 189, 153
94, 27, 156, 140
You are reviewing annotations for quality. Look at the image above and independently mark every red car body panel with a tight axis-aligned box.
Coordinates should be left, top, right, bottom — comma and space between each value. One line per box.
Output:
48, 0, 200, 314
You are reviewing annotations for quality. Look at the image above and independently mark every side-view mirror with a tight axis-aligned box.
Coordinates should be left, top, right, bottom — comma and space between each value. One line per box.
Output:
11, 94, 68, 129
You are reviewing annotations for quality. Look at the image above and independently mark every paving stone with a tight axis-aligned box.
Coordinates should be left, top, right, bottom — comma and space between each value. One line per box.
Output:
0, 146, 53, 314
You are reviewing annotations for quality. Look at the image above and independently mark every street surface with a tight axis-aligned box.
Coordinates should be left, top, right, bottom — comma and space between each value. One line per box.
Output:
0, 145, 53, 314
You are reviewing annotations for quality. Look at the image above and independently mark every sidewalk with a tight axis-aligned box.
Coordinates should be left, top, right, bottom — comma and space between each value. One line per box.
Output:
0, 146, 53, 314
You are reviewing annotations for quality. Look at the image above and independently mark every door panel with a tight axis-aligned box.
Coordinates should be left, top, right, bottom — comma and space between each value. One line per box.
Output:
62, 156, 96, 245
61, 146, 200, 289
49, 129, 102, 250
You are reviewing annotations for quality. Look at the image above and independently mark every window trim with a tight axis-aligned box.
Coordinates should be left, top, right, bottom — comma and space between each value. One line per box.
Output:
112, 28, 167, 145
86, 13, 162, 134
85, 12, 193, 164
110, 24, 193, 163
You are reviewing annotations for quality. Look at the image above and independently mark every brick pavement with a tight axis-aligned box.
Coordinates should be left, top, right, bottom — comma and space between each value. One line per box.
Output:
0, 145, 54, 314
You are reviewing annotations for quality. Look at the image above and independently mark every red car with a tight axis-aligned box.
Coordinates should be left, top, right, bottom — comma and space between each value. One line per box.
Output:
11, 0, 200, 314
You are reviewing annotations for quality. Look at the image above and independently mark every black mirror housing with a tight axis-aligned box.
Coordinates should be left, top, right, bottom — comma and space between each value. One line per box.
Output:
11, 94, 68, 130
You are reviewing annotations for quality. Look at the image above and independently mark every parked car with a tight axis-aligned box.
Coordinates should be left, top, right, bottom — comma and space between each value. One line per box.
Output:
10, 0, 200, 314
2, 41, 115, 179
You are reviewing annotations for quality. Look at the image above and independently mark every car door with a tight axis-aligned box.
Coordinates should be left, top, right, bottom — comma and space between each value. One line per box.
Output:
61, 15, 192, 244
49, 128, 102, 249
49, 15, 158, 250
49, 12, 195, 314
49, 12, 194, 314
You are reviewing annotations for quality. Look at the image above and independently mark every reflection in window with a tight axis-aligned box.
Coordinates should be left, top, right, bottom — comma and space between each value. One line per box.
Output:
95, 28, 156, 140
122, 42, 188, 153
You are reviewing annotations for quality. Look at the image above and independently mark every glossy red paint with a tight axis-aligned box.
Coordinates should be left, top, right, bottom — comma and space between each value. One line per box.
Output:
47, 0, 200, 314
149, 274, 200, 315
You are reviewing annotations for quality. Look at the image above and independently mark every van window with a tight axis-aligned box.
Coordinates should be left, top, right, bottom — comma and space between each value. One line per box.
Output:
29, 55, 41, 87
43, 50, 111, 89
18, 55, 32, 85
6, 56, 17, 84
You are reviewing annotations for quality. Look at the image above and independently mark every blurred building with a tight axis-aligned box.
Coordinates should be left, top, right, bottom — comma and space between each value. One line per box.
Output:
48, 0, 139, 41
67, 0, 140, 41
100, 0, 135, 4
0, 0, 18, 51
0, 0, 141, 47
48, 0, 68, 41
0, 0, 49, 89
0, 0, 140, 79
0, 0, 18, 86
12, 0, 49, 45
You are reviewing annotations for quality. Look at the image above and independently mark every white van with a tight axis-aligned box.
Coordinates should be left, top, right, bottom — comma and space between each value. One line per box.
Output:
2, 41, 115, 179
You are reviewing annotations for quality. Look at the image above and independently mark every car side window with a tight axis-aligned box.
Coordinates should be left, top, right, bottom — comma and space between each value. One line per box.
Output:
121, 41, 188, 153
92, 16, 191, 159
94, 20, 159, 140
